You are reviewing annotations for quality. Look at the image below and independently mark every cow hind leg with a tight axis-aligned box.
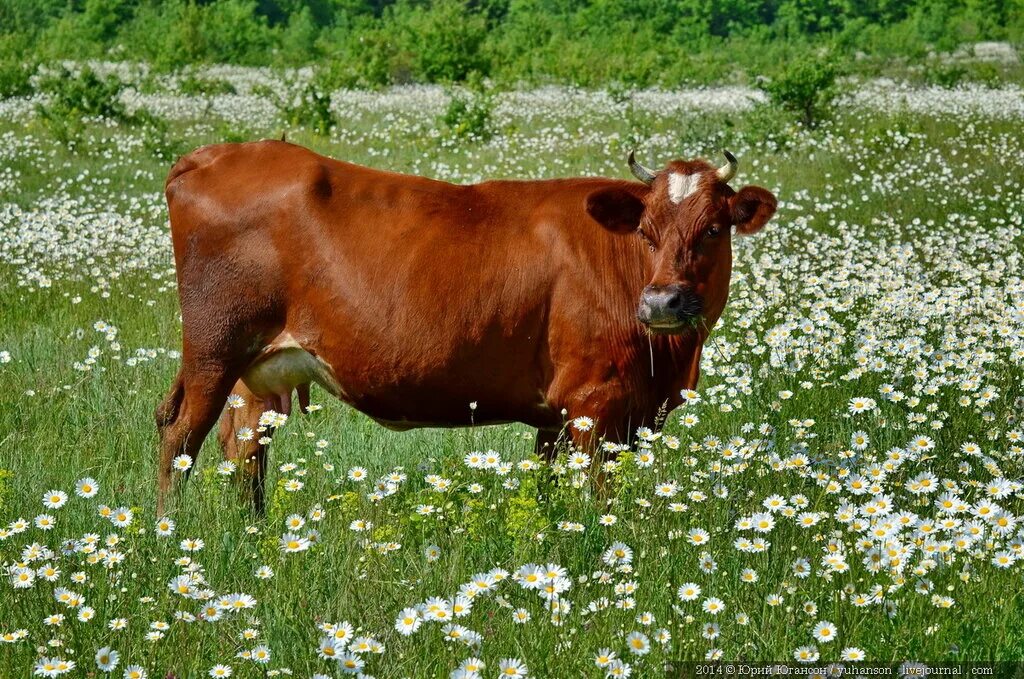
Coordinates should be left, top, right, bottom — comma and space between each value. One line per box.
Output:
218, 381, 273, 515
156, 364, 237, 516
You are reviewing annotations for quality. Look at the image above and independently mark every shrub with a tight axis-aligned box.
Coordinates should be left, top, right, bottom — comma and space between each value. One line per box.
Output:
440, 84, 495, 141
35, 66, 183, 155
36, 65, 130, 139
0, 58, 35, 98
395, 0, 491, 83
177, 72, 237, 96
921, 60, 969, 87
761, 53, 842, 127
134, 109, 187, 160
259, 73, 336, 136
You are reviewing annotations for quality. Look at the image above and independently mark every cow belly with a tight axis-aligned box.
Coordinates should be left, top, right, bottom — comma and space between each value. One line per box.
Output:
241, 347, 342, 404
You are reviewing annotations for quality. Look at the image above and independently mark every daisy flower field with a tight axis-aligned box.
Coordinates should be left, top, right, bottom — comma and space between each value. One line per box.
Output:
1, 63, 1023, 677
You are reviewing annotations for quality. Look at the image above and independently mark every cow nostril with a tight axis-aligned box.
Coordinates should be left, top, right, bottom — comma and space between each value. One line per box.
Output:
665, 294, 681, 310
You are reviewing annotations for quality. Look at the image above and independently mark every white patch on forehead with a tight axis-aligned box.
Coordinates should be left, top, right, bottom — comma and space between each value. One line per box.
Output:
668, 172, 701, 204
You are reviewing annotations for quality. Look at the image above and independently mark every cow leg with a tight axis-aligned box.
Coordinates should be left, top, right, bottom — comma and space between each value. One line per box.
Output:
218, 381, 272, 515
156, 363, 237, 516
559, 384, 637, 499
296, 383, 310, 413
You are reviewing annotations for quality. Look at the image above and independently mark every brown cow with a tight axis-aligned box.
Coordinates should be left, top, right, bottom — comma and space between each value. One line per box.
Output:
156, 141, 777, 514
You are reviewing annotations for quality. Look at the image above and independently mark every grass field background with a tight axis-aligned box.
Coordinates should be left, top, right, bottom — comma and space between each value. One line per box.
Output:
1, 64, 1024, 677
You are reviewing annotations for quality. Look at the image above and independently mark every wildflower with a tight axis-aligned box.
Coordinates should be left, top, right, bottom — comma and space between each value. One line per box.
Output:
395, 607, 421, 635
655, 481, 678, 497
208, 666, 232, 678
848, 397, 876, 413
687, 528, 710, 545
677, 583, 701, 601
793, 646, 819, 663
110, 507, 133, 527
498, 658, 528, 677
33, 657, 76, 677
813, 620, 837, 643
279, 532, 310, 553
567, 452, 591, 469
43, 490, 68, 509
172, 455, 193, 472
572, 416, 594, 431
95, 647, 119, 671
337, 653, 364, 674
595, 649, 617, 668
460, 658, 485, 674
626, 631, 650, 655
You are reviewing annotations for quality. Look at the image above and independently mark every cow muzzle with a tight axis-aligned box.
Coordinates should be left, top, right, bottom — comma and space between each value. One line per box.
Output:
637, 284, 703, 333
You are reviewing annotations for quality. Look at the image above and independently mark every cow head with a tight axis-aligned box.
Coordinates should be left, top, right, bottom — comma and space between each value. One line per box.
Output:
586, 151, 777, 334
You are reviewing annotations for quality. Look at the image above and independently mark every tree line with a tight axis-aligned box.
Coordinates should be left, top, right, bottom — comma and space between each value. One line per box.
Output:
0, 0, 1020, 86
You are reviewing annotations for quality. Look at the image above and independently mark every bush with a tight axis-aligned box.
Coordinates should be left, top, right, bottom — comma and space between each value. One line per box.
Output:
440, 84, 495, 141
35, 66, 183, 155
0, 58, 35, 98
921, 60, 969, 87
177, 72, 237, 96
258, 73, 336, 136
761, 53, 842, 127
37, 65, 129, 122
402, 0, 491, 83
134, 109, 187, 160
115, 0, 274, 69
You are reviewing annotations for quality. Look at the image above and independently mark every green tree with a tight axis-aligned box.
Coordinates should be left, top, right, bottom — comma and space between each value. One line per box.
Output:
761, 52, 842, 127
402, 0, 491, 82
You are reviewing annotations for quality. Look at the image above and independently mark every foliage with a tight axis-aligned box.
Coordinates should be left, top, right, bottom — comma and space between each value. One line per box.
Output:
1, 0, 1023, 86
761, 53, 842, 127
36, 66, 129, 121
399, 0, 491, 83
440, 82, 496, 142
177, 72, 237, 96
35, 66, 132, 145
260, 73, 337, 136
34, 66, 185, 155
0, 57, 34, 98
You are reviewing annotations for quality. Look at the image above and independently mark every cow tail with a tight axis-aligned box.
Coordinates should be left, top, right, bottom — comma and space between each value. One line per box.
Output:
155, 375, 185, 431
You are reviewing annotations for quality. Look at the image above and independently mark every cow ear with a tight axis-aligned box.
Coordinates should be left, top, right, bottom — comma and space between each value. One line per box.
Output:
586, 187, 645, 234
729, 186, 777, 235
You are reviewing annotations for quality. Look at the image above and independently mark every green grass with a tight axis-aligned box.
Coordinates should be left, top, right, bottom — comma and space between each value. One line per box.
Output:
1, 73, 1024, 678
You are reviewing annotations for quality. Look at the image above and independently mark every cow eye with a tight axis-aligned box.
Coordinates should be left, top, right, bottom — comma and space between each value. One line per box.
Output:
707, 225, 723, 238
637, 227, 656, 251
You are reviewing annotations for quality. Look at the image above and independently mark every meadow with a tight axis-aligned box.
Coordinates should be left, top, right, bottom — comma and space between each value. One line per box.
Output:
1, 62, 1024, 678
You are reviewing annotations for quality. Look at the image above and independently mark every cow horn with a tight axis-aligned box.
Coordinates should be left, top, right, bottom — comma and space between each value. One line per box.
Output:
716, 150, 738, 183
628, 151, 657, 185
